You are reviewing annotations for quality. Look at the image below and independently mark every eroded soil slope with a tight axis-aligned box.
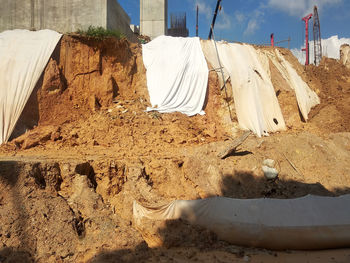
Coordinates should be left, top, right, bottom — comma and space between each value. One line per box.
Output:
0, 36, 350, 262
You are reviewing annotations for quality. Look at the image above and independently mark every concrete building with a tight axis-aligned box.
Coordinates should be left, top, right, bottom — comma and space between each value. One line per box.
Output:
140, 0, 168, 40
0, 0, 136, 41
168, 12, 189, 38
130, 24, 140, 35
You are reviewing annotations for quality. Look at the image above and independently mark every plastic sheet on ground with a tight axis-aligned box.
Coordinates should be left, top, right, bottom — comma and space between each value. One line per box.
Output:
0, 29, 62, 144
201, 40, 286, 137
142, 36, 208, 116
133, 195, 350, 250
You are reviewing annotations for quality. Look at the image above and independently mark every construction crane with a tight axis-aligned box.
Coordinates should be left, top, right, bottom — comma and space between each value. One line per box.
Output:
302, 13, 313, 65
313, 6, 322, 65
208, 0, 222, 39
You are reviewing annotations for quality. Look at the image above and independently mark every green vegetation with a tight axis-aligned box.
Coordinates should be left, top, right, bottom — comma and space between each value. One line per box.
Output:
76, 26, 125, 40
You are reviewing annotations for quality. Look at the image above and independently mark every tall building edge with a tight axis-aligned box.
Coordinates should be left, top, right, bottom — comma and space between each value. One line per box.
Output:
164, 0, 168, 35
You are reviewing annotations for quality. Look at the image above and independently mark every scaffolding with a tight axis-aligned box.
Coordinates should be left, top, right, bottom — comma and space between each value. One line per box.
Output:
168, 12, 189, 37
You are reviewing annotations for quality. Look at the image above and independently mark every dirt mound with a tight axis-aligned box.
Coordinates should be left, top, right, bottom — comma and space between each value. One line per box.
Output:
1, 36, 350, 262
9, 35, 233, 154
305, 57, 350, 134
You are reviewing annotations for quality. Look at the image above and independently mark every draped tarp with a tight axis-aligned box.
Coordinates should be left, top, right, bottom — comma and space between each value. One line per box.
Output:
134, 195, 350, 250
201, 41, 286, 137
265, 49, 320, 121
142, 36, 208, 116
0, 29, 62, 144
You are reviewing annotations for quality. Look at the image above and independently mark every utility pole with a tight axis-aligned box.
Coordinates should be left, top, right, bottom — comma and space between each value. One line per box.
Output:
208, 0, 222, 40
196, 5, 199, 37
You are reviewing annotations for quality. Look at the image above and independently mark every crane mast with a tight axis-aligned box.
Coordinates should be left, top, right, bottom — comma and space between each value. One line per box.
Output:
313, 6, 322, 65
302, 13, 313, 65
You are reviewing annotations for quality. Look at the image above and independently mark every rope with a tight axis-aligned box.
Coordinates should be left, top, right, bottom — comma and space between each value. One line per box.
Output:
210, 25, 233, 121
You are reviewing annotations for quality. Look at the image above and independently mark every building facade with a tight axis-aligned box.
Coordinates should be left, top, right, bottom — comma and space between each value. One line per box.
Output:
140, 0, 168, 40
0, 0, 135, 41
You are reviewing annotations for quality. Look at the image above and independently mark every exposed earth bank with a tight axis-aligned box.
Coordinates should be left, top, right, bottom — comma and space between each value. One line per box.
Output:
0, 36, 350, 262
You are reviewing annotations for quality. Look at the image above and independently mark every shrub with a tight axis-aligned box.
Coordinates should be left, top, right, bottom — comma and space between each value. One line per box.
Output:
76, 26, 125, 40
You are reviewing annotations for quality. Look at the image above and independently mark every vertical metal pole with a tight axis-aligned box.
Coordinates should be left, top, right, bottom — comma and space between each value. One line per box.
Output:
196, 5, 199, 37
208, 0, 222, 40
302, 14, 312, 65
288, 36, 291, 50
140, 0, 143, 35
30, 0, 35, 30
305, 20, 309, 65
270, 33, 274, 47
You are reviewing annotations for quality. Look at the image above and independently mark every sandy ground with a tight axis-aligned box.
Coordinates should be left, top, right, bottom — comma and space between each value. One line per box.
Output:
0, 35, 350, 262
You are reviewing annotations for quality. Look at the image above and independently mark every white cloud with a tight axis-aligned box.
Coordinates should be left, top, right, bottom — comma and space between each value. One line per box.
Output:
292, 35, 350, 64
187, 0, 232, 31
234, 11, 246, 24
191, 0, 212, 20
268, 0, 343, 17
216, 8, 232, 30
244, 10, 264, 36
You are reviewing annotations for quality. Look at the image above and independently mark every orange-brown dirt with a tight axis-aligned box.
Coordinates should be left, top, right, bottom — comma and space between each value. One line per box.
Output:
0, 36, 350, 262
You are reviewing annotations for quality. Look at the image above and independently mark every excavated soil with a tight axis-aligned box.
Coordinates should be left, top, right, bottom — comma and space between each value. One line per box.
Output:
0, 36, 350, 262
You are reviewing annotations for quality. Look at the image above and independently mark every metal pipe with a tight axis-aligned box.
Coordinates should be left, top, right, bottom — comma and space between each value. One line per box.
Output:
210, 25, 233, 121
270, 33, 274, 47
30, 0, 35, 30
196, 5, 199, 37
288, 36, 291, 50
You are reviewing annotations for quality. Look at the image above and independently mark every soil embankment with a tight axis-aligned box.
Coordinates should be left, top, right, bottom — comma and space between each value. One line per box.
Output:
1, 36, 350, 262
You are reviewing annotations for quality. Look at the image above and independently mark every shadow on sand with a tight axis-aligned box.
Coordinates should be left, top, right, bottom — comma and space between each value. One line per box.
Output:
87, 171, 350, 262
0, 161, 34, 262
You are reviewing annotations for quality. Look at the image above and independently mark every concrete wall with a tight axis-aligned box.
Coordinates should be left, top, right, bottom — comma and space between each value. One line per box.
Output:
0, 0, 136, 41
106, 0, 137, 41
140, 0, 167, 39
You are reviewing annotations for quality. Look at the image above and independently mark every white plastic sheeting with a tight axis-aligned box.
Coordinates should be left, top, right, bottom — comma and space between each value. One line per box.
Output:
142, 36, 208, 116
341, 44, 350, 69
0, 29, 62, 144
266, 49, 320, 121
201, 41, 286, 137
133, 195, 350, 250
200, 40, 230, 89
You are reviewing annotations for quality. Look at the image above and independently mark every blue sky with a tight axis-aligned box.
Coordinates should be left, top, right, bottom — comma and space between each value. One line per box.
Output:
119, 0, 350, 49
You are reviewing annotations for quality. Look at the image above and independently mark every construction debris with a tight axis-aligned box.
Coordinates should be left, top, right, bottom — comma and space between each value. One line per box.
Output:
217, 131, 251, 159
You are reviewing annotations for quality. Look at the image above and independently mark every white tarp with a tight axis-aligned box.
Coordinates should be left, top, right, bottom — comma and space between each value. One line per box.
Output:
133, 195, 350, 250
0, 29, 62, 144
265, 49, 320, 121
200, 40, 230, 89
341, 44, 350, 69
142, 36, 208, 116
201, 40, 286, 137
